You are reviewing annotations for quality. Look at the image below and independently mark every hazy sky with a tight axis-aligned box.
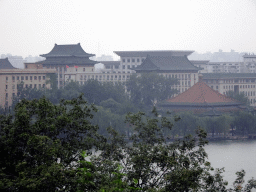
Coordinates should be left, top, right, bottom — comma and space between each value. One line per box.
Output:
1, 0, 256, 59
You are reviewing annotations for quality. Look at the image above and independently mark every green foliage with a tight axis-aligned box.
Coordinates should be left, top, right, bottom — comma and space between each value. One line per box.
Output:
226, 90, 250, 105
0, 95, 105, 191
126, 73, 178, 107
4, 94, 256, 191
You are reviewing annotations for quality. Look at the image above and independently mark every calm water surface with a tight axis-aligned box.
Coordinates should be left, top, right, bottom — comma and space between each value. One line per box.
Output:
205, 139, 256, 188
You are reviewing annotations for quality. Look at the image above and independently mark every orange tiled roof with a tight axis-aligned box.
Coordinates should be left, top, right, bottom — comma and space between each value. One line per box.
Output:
166, 81, 238, 104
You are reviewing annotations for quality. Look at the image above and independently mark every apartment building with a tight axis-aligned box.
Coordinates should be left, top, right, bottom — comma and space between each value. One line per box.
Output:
0, 58, 55, 108
202, 73, 256, 106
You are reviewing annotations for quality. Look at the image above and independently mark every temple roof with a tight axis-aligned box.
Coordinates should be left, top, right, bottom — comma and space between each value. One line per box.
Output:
0, 58, 16, 70
40, 43, 95, 58
114, 50, 194, 57
134, 55, 198, 72
190, 60, 210, 65
160, 81, 241, 107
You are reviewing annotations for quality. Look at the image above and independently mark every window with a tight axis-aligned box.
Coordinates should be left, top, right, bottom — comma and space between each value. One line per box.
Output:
122, 65, 125, 69
39, 76, 41, 81
6, 93, 8, 98
12, 93, 15, 98
21, 76, 24, 80
26, 76, 28, 80
42, 84, 45, 88
127, 65, 130, 69
6, 76, 8, 81
43, 76, 45, 80
12, 76, 15, 81
34, 84, 37, 88
83, 68, 85, 72
6, 85, 8, 89
216, 86, 218, 89
137, 58, 140, 62
132, 59, 135, 62
127, 59, 130, 62
25, 84, 28, 88
34, 76, 37, 80
122, 59, 125, 62
30, 76, 32, 80
17, 76, 19, 80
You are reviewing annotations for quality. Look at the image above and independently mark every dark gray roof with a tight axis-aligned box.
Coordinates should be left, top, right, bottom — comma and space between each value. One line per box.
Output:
40, 43, 95, 58
134, 55, 199, 72
99, 61, 120, 66
114, 50, 194, 57
0, 58, 16, 69
190, 60, 210, 65
202, 73, 256, 79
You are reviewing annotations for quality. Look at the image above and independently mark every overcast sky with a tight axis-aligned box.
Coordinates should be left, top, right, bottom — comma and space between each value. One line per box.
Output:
1, 0, 256, 59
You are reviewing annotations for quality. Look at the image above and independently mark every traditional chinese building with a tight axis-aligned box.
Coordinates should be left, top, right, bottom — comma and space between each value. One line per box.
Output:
157, 81, 245, 114
26, 43, 98, 87
134, 53, 199, 94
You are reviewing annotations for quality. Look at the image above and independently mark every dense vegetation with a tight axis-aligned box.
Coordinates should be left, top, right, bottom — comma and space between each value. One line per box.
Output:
1, 73, 256, 138
1, 96, 256, 191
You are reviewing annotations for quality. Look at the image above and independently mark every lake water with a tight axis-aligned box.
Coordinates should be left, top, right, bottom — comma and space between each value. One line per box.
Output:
205, 139, 256, 189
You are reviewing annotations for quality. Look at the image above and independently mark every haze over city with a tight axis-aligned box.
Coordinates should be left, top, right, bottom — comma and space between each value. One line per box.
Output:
1, 0, 256, 59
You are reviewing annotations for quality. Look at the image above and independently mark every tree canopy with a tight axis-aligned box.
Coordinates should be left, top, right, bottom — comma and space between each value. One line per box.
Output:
126, 73, 178, 107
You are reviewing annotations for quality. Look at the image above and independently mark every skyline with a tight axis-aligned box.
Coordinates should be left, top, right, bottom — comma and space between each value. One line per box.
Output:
1, 0, 256, 60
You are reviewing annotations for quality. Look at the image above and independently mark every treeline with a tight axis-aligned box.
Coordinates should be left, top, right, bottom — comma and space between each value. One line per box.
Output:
162, 111, 256, 138
1, 96, 256, 191
1, 73, 255, 137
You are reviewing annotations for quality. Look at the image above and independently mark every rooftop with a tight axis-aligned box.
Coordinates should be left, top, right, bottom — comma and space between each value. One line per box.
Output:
40, 43, 95, 58
161, 81, 240, 106
114, 50, 194, 57
0, 58, 16, 70
134, 55, 198, 72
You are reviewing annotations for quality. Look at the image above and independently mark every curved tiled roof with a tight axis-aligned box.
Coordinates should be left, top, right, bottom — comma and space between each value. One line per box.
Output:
135, 55, 198, 72
40, 43, 95, 58
0, 58, 16, 69
163, 81, 240, 106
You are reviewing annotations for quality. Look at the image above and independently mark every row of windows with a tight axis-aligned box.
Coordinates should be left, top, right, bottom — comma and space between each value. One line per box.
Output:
222, 91, 256, 97
24, 84, 46, 89
122, 58, 145, 63
206, 79, 256, 84
161, 73, 195, 79
77, 74, 130, 81
6, 75, 46, 81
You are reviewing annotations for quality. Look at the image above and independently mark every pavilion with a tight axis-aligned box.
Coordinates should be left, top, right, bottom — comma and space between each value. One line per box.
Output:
157, 81, 246, 114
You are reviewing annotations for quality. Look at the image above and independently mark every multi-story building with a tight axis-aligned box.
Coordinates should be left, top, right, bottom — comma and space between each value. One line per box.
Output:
133, 52, 199, 94
0, 58, 55, 108
25, 43, 98, 88
202, 73, 256, 106
243, 53, 256, 73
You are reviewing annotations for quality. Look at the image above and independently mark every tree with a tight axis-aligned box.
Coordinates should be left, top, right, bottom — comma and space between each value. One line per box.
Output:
94, 109, 256, 191
232, 111, 255, 136
0, 95, 105, 191
126, 73, 178, 107
1, 96, 256, 191
226, 90, 250, 106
